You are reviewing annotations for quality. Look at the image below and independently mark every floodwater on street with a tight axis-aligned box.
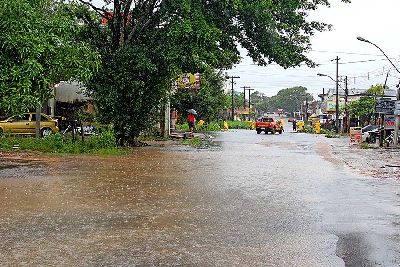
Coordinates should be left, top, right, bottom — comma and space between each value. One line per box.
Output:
0, 129, 399, 266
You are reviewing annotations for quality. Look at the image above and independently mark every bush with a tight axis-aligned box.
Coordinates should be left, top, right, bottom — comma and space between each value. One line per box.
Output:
324, 131, 341, 138
176, 123, 189, 131
196, 122, 221, 132
226, 120, 253, 129
303, 125, 315, 133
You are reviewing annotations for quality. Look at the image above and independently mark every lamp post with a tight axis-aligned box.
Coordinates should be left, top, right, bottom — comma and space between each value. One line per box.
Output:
318, 72, 340, 133
357, 36, 400, 146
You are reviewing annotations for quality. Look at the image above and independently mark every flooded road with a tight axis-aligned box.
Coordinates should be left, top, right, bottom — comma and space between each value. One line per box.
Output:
0, 130, 399, 266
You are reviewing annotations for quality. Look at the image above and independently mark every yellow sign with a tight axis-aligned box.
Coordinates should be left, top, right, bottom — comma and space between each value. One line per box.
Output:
177, 73, 201, 90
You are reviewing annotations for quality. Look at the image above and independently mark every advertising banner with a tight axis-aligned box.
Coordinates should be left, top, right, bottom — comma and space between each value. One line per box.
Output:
349, 127, 362, 145
177, 73, 201, 90
384, 115, 396, 130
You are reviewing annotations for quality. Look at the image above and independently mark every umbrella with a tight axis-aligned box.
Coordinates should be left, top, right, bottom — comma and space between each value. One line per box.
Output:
187, 109, 197, 115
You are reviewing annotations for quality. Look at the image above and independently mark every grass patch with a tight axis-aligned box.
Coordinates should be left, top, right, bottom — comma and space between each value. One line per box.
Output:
0, 127, 122, 154
181, 136, 214, 149
176, 120, 254, 132
226, 120, 253, 129
360, 142, 372, 149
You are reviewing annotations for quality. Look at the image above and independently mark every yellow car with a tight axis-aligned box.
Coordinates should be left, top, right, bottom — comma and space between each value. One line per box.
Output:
0, 113, 59, 137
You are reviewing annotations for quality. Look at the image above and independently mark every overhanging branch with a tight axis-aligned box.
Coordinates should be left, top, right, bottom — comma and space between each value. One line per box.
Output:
77, 0, 107, 17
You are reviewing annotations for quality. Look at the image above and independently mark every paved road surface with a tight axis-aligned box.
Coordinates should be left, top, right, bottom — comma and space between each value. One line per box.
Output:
0, 130, 399, 266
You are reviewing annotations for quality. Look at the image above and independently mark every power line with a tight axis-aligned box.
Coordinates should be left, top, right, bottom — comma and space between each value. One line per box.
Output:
310, 49, 398, 57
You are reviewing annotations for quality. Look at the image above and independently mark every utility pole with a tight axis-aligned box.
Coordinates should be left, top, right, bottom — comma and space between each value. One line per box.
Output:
245, 88, 254, 109
228, 76, 240, 120
394, 81, 400, 146
241, 86, 251, 109
334, 56, 340, 133
344, 76, 348, 133
305, 97, 308, 124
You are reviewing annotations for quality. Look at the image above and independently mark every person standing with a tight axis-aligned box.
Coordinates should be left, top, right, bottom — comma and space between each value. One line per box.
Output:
187, 112, 196, 132
292, 118, 297, 131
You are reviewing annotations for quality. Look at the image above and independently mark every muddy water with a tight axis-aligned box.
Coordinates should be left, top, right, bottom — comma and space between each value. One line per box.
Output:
0, 130, 399, 266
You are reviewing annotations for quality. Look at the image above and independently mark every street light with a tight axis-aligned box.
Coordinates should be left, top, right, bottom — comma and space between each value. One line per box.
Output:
317, 73, 340, 133
357, 36, 400, 146
357, 37, 400, 75
317, 73, 334, 82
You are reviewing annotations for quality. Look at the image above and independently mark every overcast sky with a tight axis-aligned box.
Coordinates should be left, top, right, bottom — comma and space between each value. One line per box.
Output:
226, 0, 400, 98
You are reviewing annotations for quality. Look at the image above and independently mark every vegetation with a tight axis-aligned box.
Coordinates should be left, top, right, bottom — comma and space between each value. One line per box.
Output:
171, 69, 229, 123
177, 120, 253, 132
251, 86, 313, 115
324, 131, 342, 138
0, 128, 120, 154
0, 0, 352, 145
347, 84, 385, 125
70, 0, 350, 145
0, 0, 100, 115
181, 137, 214, 149
226, 121, 254, 130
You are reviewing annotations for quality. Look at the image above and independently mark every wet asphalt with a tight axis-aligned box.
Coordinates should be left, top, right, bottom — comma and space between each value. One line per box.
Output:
0, 129, 399, 266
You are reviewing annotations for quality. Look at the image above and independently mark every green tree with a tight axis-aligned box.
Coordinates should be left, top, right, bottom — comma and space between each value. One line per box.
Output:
255, 86, 311, 114
0, 0, 100, 115
366, 84, 386, 97
72, 0, 350, 143
347, 84, 385, 125
347, 97, 375, 125
171, 69, 229, 123
250, 91, 270, 115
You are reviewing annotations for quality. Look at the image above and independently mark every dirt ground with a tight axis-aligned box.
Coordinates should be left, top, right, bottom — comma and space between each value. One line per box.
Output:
326, 137, 400, 181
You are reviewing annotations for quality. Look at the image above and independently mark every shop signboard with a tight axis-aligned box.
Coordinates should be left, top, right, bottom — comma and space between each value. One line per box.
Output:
384, 115, 395, 130
326, 101, 345, 112
395, 100, 400, 115
375, 99, 395, 114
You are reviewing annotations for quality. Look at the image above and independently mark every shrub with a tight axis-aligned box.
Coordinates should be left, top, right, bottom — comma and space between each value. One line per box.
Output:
303, 125, 315, 133
226, 120, 253, 129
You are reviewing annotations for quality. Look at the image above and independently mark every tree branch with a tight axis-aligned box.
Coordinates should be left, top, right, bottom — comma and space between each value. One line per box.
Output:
77, 0, 107, 17
126, 0, 161, 43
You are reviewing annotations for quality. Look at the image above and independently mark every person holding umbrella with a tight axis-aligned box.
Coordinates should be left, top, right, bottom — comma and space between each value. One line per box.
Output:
187, 109, 197, 132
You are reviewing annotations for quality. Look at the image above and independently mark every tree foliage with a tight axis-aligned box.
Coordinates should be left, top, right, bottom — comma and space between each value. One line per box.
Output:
347, 84, 384, 124
71, 0, 350, 142
366, 84, 386, 97
251, 86, 312, 114
171, 69, 229, 123
0, 0, 100, 115
347, 96, 375, 124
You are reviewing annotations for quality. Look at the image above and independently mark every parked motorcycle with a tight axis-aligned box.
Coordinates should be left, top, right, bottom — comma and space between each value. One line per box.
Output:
366, 126, 384, 144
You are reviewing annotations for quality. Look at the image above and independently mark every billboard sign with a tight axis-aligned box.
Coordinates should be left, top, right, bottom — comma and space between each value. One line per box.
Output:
375, 99, 395, 114
384, 115, 396, 130
177, 73, 201, 91
395, 100, 400, 115
326, 101, 345, 112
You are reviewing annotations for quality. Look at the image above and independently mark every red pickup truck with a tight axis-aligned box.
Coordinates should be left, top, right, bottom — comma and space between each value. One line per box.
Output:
255, 117, 282, 134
